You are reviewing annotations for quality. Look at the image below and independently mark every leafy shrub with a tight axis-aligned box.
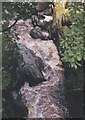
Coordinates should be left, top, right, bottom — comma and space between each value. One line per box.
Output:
60, 2, 84, 68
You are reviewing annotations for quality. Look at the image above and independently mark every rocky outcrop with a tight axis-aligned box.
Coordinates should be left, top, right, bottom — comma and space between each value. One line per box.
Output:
13, 15, 68, 118
17, 43, 45, 86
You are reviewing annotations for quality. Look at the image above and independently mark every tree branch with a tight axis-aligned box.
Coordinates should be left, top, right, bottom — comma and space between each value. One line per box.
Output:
2, 18, 19, 33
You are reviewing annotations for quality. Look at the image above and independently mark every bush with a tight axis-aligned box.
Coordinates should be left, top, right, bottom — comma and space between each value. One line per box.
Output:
60, 2, 84, 68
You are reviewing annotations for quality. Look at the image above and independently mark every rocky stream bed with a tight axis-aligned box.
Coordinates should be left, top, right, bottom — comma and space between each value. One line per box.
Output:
15, 14, 68, 118
2, 10, 83, 118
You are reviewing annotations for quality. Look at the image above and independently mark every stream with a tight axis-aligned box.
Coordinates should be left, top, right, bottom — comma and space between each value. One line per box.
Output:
2, 62, 84, 118
2, 7, 84, 118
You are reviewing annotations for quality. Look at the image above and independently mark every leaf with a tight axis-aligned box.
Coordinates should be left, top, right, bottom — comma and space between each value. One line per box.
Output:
76, 62, 81, 66
71, 57, 75, 62
68, 50, 73, 56
74, 64, 77, 69
65, 42, 68, 48
77, 55, 82, 61
83, 55, 85, 60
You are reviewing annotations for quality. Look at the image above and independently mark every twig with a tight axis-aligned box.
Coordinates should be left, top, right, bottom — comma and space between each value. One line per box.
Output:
2, 18, 19, 33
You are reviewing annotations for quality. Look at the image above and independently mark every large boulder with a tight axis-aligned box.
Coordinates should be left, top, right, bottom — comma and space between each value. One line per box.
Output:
17, 43, 46, 87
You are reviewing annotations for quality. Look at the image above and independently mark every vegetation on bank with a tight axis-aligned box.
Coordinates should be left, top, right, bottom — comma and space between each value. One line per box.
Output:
60, 2, 84, 68
1, 2, 84, 90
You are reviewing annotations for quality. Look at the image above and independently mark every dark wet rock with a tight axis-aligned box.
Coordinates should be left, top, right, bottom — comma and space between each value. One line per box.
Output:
31, 15, 45, 28
31, 14, 53, 40
17, 43, 46, 87
30, 26, 51, 40
31, 13, 64, 55
2, 90, 27, 118
30, 26, 44, 39
65, 90, 83, 118
31, 15, 53, 30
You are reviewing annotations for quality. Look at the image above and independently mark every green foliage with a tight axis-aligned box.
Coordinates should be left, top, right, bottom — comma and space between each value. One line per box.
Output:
2, 70, 11, 90
2, 2, 37, 31
60, 2, 84, 69
2, 34, 16, 67
2, 33, 18, 90
1, 34, 11, 90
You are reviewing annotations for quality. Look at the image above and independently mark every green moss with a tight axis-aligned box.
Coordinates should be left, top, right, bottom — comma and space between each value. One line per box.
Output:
53, 1, 70, 27
2, 70, 11, 90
